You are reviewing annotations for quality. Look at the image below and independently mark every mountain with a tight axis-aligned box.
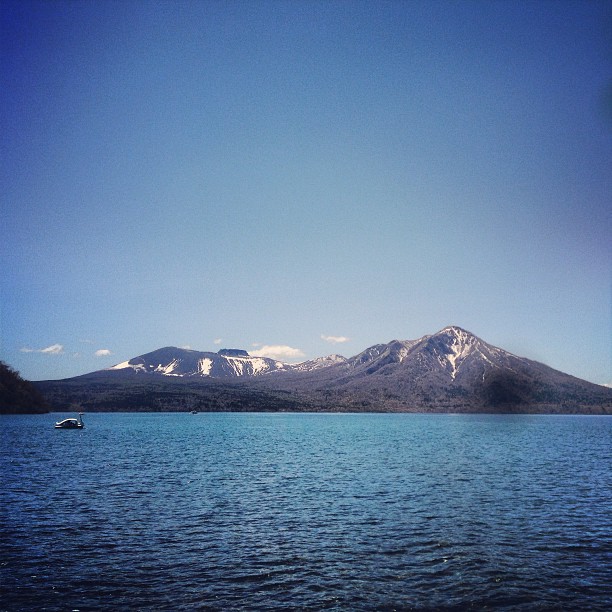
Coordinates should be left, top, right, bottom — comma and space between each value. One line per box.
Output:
288, 354, 348, 372
35, 326, 612, 414
264, 326, 612, 412
74, 346, 347, 380
100, 346, 292, 378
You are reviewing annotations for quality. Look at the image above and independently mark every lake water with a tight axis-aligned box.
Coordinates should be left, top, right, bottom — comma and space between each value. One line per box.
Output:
1, 412, 611, 611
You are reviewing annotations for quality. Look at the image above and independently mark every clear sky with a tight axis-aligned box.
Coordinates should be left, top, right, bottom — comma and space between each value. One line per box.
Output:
1, 0, 610, 384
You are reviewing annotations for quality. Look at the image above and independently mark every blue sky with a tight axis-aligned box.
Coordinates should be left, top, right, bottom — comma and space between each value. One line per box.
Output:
1, 0, 610, 384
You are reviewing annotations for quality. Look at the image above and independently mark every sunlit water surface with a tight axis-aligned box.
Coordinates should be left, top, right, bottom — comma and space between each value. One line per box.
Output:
1, 412, 611, 611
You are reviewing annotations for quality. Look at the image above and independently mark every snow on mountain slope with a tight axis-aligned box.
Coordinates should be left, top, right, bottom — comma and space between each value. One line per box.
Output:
289, 354, 348, 373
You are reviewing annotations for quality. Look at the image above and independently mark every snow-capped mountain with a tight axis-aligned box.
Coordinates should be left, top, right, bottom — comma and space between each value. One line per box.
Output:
38, 326, 612, 413
102, 346, 346, 379
103, 326, 517, 382
260, 326, 612, 411
106, 347, 292, 378
288, 354, 348, 373
340, 325, 532, 382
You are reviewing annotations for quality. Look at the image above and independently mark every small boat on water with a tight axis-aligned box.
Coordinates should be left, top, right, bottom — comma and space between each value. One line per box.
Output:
55, 413, 84, 429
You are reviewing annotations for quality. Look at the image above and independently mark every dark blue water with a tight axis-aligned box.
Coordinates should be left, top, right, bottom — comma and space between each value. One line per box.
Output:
1, 413, 611, 611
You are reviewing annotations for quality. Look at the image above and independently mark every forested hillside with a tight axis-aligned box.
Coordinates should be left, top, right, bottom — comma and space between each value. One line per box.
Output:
0, 361, 48, 414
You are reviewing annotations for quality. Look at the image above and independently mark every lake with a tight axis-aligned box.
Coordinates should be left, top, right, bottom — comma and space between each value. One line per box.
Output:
1, 412, 611, 610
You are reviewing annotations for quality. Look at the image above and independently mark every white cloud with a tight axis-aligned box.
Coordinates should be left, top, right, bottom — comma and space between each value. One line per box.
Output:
20, 343, 64, 355
321, 334, 350, 344
94, 349, 112, 357
213, 338, 222, 345
250, 345, 305, 361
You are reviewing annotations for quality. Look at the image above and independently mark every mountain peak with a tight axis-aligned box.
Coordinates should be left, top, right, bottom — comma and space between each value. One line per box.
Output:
437, 325, 473, 339
418, 327, 483, 380
217, 349, 250, 358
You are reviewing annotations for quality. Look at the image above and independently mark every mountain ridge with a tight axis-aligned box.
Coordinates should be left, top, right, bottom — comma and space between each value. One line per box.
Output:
34, 326, 612, 414
103, 345, 291, 378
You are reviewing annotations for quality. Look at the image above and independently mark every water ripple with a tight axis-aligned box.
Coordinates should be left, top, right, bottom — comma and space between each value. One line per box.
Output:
1, 412, 611, 610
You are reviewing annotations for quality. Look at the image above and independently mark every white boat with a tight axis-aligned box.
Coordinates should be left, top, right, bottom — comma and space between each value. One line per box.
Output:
55, 413, 84, 429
